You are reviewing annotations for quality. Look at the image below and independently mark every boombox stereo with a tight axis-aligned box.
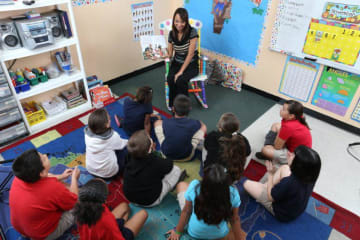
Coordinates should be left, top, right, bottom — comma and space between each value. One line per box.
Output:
0, 20, 22, 50
42, 11, 64, 41
15, 17, 54, 49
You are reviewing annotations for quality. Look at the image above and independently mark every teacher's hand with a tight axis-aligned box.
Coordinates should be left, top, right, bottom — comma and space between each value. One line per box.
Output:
174, 71, 183, 82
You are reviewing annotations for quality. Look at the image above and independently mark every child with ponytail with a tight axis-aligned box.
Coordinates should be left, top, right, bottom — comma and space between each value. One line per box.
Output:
256, 100, 312, 164
74, 178, 147, 240
203, 112, 251, 169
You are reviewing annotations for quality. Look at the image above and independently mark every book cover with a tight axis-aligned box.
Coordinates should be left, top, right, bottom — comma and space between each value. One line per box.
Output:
140, 35, 167, 60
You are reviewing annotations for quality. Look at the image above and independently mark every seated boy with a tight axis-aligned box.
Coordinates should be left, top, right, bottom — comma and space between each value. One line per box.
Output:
9, 149, 80, 240
154, 94, 207, 161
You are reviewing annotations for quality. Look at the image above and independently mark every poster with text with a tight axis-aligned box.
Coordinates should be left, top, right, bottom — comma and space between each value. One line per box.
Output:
131, 2, 154, 41
279, 56, 319, 102
312, 67, 360, 116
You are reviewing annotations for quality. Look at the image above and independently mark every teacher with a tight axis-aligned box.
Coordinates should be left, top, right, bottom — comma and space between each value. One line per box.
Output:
167, 8, 199, 110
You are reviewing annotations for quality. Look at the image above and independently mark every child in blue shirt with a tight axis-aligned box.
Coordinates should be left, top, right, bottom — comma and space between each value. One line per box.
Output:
167, 164, 246, 240
154, 94, 206, 161
115, 86, 160, 136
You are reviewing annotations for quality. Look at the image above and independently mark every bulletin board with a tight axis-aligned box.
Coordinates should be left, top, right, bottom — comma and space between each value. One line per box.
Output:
270, 0, 360, 75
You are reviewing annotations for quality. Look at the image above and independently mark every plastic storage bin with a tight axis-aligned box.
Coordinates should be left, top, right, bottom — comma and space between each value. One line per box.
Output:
0, 107, 22, 128
0, 96, 17, 113
24, 102, 46, 126
0, 122, 28, 146
0, 83, 11, 98
0, 73, 6, 85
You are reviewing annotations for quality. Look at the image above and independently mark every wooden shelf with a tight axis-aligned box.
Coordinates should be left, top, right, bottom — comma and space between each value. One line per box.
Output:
0, 38, 77, 61
30, 101, 92, 133
17, 70, 83, 100
0, 0, 68, 12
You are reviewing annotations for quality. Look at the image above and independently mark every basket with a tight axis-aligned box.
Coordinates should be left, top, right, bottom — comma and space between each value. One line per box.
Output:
23, 101, 46, 126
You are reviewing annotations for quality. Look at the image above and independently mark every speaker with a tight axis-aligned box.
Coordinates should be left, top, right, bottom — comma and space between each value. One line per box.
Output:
42, 11, 64, 41
0, 20, 22, 50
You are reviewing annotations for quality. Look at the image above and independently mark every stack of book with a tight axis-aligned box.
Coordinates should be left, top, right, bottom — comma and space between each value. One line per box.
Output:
60, 87, 87, 109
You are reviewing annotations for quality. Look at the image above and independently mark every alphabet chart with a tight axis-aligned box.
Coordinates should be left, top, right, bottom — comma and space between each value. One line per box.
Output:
303, 18, 360, 66
131, 2, 154, 41
279, 56, 319, 102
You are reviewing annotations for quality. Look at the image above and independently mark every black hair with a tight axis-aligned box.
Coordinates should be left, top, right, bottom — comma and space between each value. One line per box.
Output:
136, 86, 153, 104
219, 134, 246, 182
74, 179, 108, 226
127, 130, 151, 159
171, 8, 191, 42
194, 164, 232, 225
291, 145, 321, 184
173, 94, 191, 116
284, 100, 310, 129
12, 149, 44, 183
88, 108, 109, 135
217, 112, 240, 135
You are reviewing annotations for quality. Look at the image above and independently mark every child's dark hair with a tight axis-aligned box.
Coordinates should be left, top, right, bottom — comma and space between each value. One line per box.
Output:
172, 8, 190, 41
74, 179, 108, 226
220, 134, 246, 182
217, 112, 240, 135
136, 86, 153, 104
12, 149, 44, 183
127, 130, 151, 159
174, 94, 191, 116
291, 145, 321, 184
284, 100, 309, 129
88, 108, 109, 134
194, 164, 232, 225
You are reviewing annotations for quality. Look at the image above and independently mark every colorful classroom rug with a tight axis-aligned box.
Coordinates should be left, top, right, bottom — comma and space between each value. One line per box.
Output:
0, 94, 358, 240
0, 93, 173, 240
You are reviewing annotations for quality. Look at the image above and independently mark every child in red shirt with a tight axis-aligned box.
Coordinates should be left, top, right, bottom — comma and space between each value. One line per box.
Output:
10, 149, 80, 240
74, 178, 148, 240
256, 100, 312, 164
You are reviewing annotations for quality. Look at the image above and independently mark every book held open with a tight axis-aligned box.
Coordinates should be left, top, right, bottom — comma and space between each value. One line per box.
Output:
140, 35, 167, 60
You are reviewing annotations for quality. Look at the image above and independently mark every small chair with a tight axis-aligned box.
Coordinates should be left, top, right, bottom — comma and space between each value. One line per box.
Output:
159, 19, 209, 109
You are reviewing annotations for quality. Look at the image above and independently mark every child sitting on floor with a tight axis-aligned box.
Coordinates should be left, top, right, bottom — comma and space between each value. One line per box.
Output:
85, 108, 128, 179
167, 164, 246, 240
154, 94, 207, 161
9, 149, 80, 240
74, 178, 148, 240
115, 86, 161, 136
256, 100, 312, 164
244, 145, 321, 222
203, 112, 251, 169
123, 130, 187, 207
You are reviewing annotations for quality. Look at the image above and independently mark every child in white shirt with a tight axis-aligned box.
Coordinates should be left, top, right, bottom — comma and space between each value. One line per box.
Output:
85, 108, 128, 179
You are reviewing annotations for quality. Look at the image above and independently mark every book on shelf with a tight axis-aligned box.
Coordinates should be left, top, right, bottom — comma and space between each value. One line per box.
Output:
61, 87, 80, 101
140, 35, 168, 60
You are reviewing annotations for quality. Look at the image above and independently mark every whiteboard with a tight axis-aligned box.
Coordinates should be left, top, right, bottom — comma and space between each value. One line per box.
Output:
270, 0, 360, 75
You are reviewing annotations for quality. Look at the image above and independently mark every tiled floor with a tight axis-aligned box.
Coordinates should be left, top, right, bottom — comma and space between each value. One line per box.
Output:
242, 104, 360, 217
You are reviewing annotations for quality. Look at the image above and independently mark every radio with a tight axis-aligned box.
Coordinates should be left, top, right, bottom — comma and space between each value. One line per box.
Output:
15, 18, 54, 49
0, 20, 22, 50
42, 12, 64, 41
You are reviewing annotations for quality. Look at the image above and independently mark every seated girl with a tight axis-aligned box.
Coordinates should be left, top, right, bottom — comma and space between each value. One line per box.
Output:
123, 130, 187, 207
74, 178, 148, 240
115, 86, 161, 136
203, 112, 251, 169
167, 164, 246, 240
244, 145, 321, 222
256, 100, 312, 164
